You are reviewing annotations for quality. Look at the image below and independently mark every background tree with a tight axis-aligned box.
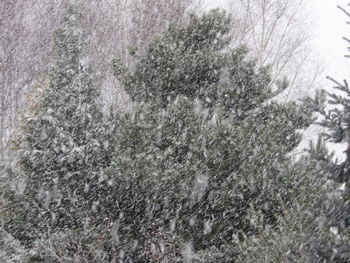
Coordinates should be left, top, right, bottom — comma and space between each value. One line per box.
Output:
226, 0, 319, 102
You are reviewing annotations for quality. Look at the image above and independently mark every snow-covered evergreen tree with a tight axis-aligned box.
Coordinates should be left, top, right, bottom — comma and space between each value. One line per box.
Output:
2, 7, 323, 262
232, 137, 334, 263
5, 6, 113, 244
107, 9, 315, 260
114, 9, 271, 118
300, 81, 350, 262
289, 5, 350, 262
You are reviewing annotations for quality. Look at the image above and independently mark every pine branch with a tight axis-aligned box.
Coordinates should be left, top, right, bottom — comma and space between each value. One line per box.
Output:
326, 76, 343, 87
343, 37, 350, 44
337, 5, 350, 19
326, 76, 350, 93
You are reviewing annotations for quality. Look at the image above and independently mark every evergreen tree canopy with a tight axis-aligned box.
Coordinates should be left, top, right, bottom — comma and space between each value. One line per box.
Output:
3, 8, 319, 262
114, 9, 272, 119
233, 138, 334, 263
6, 7, 113, 244
302, 79, 350, 263
106, 9, 314, 261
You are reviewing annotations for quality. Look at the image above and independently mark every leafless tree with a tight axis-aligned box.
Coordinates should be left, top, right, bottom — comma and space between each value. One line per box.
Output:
0, 0, 193, 168
227, 0, 320, 101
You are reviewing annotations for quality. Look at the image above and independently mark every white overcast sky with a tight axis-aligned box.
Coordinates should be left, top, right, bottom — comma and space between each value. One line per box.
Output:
310, 0, 350, 83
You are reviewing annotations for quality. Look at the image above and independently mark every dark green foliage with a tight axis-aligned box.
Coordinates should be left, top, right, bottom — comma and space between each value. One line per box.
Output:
4, 7, 320, 262
234, 148, 333, 263
104, 97, 313, 259
5, 7, 114, 245
115, 9, 271, 117
299, 63, 350, 262
106, 9, 314, 260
